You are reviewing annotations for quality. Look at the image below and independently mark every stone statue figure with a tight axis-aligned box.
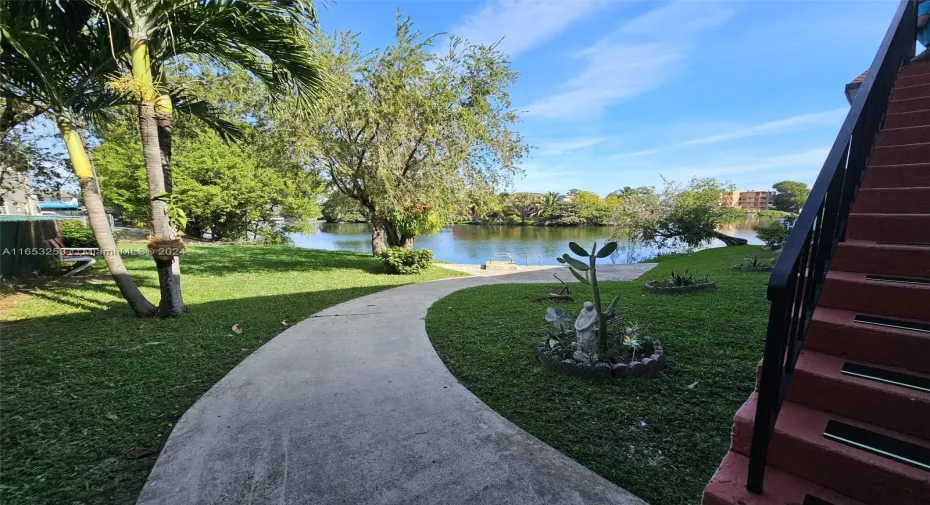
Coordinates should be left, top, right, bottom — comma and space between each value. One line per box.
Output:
574, 301, 598, 356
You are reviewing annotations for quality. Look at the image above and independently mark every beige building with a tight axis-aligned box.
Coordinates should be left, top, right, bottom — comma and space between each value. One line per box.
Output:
0, 170, 41, 216
722, 189, 775, 211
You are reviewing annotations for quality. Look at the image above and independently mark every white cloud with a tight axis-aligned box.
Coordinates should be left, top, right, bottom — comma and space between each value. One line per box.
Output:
448, 0, 605, 58
679, 108, 847, 146
522, 0, 734, 120
611, 108, 847, 159
621, 0, 734, 35
618, 147, 830, 185
537, 136, 612, 156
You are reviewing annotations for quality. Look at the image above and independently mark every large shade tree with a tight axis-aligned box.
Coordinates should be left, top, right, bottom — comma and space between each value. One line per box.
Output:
616, 177, 747, 249
310, 17, 529, 254
772, 180, 810, 214
89, 0, 327, 315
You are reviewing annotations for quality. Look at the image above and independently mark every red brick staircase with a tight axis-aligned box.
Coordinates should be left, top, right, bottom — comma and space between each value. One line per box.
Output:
703, 60, 930, 505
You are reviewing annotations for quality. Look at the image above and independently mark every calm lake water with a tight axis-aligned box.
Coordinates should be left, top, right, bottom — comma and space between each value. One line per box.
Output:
292, 221, 762, 265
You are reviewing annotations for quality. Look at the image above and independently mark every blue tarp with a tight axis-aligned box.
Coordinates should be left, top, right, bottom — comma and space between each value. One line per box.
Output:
38, 202, 80, 210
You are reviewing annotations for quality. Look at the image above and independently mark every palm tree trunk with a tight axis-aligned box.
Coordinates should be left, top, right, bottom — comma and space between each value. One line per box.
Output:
155, 92, 184, 310
58, 117, 157, 317
131, 40, 184, 316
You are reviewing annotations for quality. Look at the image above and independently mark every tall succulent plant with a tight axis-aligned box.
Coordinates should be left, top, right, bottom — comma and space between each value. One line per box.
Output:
557, 241, 621, 355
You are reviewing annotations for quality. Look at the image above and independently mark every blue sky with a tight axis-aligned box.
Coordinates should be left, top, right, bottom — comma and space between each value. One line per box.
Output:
319, 0, 900, 196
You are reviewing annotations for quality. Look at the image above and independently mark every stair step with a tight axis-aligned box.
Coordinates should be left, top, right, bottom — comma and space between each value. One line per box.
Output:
900, 61, 930, 78
846, 213, 930, 243
891, 83, 930, 101
819, 270, 930, 320
786, 350, 930, 439
703, 451, 866, 505
831, 240, 930, 276
851, 187, 930, 213
875, 126, 930, 147
731, 394, 930, 505
887, 97, 930, 114
896, 72, 930, 89
869, 142, 930, 165
884, 109, 930, 129
806, 307, 930, 374
861, 162, 930, 188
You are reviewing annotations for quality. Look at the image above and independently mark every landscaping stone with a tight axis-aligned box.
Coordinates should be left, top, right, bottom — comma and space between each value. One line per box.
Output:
612, 363, 629, 378
537, 338, 667, 380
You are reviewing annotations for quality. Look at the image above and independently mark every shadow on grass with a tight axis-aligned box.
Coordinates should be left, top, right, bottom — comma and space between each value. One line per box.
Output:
0, 285, 402, 505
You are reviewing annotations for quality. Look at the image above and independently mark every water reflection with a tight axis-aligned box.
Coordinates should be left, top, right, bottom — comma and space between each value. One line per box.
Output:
291, 221, 762, 265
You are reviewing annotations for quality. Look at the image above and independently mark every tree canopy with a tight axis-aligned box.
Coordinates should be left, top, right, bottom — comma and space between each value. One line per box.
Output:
616, 177, 741, 249
772, 181, 810, 213
309, 17, 528, 253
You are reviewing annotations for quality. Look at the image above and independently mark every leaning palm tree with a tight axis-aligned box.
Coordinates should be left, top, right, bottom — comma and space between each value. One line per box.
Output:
0, 2, 158, 315
90, 0, 327, 316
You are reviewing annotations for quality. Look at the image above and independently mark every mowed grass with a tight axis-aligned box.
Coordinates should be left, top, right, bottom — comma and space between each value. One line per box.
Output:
0, 246, 462, 505
426, 246, 775, 505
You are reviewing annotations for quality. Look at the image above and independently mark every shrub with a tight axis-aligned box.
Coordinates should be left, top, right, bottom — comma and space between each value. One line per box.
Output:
60, 220, 97, 248
379, 247, 434, 274
753, 219, 791, 249
656, 269, 712, 287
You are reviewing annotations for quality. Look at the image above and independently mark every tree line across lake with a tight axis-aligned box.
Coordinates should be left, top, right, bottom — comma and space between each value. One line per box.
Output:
0, 1, 809, 318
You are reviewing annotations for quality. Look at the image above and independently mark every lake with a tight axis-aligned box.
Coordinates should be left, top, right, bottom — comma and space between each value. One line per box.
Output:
291, 221, 763, 265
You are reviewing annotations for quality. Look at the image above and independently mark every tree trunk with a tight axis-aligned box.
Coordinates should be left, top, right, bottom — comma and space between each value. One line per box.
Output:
132, 40, 184, 317
155, 93, 184, 312
371, 216, 415, 254
371, 216, 390, 255
713, 231, 749, 247
58, 118, 157, 316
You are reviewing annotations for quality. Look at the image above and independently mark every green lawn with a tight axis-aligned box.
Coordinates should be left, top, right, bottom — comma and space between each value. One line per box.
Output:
0, 246, 461, 505
425, 246, 775, 505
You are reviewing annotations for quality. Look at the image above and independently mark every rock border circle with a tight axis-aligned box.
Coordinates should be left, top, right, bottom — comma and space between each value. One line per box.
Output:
644, 281, 716, 294
537, 339, 667, 379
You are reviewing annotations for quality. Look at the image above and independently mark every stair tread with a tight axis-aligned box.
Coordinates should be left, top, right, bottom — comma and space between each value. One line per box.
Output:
796, 349, 930, 394
840, 238, 930, 249
704, 451, 867, 505
826, 269, 930, 287
813, 305, 930, 332
735, 394, 930, 482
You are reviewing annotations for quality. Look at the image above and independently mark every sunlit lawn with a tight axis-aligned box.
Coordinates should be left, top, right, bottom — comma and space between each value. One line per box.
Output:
0, 245, 461, 505
426, 246, 775, 505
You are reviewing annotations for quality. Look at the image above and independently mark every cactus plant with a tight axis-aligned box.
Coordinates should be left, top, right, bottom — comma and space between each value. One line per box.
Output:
556, 241, 621, 356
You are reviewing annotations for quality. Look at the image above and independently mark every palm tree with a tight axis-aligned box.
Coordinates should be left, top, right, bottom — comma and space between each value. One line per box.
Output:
0, 2, 158, 315
540, 191, 561, 223
90, 0, 327, 316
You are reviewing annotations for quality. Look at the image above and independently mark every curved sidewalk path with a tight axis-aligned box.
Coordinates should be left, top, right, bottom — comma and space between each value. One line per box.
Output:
138, 264, 656, 505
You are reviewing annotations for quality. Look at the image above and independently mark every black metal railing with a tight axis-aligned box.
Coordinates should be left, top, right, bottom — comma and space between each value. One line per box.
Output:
746, 0, 918, 494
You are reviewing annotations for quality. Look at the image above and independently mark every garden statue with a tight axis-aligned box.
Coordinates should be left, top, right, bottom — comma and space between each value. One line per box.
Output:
557, 241, 622, 356
574, 301, 598, 356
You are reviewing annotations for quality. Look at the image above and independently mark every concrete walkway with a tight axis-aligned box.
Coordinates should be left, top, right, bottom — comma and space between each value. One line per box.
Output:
138, 264, 656, 505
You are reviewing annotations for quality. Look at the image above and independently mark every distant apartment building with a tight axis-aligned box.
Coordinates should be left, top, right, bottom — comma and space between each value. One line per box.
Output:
721, 189, 775, 211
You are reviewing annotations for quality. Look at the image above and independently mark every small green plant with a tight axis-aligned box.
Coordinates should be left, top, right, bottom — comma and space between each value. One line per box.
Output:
658, 269, 711, 287
739, 256, 773, 268
753, 219, 790, 249
544, 307, 575, 358
379, 247, 434, 274
59, 220, 97, 248
556, 241, 621, 356
152, 191, 189, 232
